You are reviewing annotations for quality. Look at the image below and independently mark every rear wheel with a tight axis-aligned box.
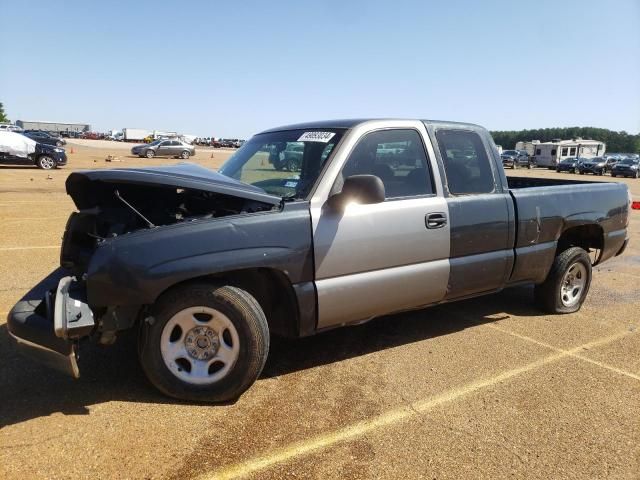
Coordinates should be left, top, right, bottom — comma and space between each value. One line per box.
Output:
139, 284, 269, 402
36, 155, 56, 170
534, 247, 592, 314
611, 173, 616, 177
180, 150, 190, 159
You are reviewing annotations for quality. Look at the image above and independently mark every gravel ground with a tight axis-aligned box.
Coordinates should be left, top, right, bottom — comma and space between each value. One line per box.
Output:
0, 146, 638, 479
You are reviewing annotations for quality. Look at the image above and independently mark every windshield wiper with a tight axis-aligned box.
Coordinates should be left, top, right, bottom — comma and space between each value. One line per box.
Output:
114, 190, 156, 228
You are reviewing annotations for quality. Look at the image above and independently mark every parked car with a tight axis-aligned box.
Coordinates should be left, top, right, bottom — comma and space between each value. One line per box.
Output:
131, 139, 196, 159
23, 130, 66, 147
0, 131, 67, 169
7, 119, 631, 402
0, 124, 22, 132
267, 142, 304, 171
501, 149, 532, 169
610, 158, 640, 178
577, 157, 614, 175
555, 157, 584, 173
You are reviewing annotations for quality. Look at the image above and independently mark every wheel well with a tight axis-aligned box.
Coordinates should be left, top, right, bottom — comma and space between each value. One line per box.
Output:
557, 225, 604, 260
157, 268, 300, 338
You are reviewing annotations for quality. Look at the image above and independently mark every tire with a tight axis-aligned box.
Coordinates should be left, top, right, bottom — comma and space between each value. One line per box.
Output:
56, 141, 63, 147
36, 155, 56, 170
556, 168, 560, 173
534, 247, 592, 314
579, 170, 584, 175
635, 170, 640, 179
513, 163, 517, 169
574, 167, 579, 174
139, 283, 269, 402
145, 149, 155, 158
528, 163, 532, 169
180, 150, 190, 159
611, 173, 616, 177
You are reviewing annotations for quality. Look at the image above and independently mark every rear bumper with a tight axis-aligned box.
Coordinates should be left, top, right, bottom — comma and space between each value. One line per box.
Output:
7, 297, 79, 378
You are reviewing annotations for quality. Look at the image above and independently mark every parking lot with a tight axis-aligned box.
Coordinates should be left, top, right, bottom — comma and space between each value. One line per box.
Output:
1, 140, 639, 479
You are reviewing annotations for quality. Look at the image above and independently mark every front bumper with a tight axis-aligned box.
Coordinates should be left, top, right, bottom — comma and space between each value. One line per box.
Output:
55, 153, 68, 166
7, 273, 94, 378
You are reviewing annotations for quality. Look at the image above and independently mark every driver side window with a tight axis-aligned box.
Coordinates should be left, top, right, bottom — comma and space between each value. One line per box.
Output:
338, 129, 434, 199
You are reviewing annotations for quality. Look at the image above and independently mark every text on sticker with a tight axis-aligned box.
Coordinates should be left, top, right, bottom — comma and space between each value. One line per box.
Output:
297, 131, 336, 143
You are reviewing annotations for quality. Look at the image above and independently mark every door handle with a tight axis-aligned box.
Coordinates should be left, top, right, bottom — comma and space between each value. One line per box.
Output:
426, 212, 447, 229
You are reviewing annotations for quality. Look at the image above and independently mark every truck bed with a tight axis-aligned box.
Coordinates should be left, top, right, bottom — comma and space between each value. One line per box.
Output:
506, 176, 629, 285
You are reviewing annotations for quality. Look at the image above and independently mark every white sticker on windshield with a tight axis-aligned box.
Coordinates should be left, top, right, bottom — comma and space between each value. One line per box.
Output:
297, 131, 335, 143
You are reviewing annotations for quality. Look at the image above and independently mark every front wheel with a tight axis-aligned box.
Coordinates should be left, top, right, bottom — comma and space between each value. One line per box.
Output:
534, 247, 592, 314
36, 155, 56, 170
145, 149, 155, 158
139, 284, 269, 402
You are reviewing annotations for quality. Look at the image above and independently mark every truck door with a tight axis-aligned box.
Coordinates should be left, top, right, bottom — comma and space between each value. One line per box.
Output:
310, 123, 450, 329
433, 128, 513, 300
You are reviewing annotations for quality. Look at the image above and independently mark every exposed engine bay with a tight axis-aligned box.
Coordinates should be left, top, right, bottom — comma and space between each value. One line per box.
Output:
61, 181, 277, 274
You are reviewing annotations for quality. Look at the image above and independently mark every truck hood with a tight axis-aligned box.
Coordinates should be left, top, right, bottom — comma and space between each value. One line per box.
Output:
66, 163, 281, 210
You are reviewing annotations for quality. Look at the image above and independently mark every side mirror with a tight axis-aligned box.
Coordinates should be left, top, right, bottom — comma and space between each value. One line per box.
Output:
328, 174, 385, 209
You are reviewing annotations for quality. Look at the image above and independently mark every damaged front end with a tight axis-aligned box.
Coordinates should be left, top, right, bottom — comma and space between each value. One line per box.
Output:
8, 163, 281, 377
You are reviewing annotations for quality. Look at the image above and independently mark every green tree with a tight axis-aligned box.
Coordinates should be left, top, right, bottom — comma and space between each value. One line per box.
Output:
0, 102, 9, 123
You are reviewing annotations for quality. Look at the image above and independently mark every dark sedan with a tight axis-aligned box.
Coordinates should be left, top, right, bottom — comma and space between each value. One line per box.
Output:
610, 158, 640, 178
131, 139, 196, 159
23, 130, 66, 147
556, 157, 581, 173
501, 150, 532, 169
578, 157, 615, 175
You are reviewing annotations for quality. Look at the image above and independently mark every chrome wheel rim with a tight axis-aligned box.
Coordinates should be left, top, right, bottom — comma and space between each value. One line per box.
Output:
560, 262, 587, 307
181, 151, 189, 159
160, 306, 240, 385
40, 156, 55, 169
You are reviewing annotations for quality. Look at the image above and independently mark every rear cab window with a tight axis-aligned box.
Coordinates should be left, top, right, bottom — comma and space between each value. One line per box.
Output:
434, 129, 495, 195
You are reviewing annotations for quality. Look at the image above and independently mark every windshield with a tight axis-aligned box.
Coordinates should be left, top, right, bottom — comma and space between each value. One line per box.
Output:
502, 150, 517, 155
621, 159, 638, 165
561, 158, 575, 163
219, 129, 345, 199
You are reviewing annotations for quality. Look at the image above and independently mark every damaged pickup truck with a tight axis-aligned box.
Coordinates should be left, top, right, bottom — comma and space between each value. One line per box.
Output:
8, 119, 631, 402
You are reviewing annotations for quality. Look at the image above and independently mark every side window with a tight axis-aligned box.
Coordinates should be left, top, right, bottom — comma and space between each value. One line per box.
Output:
536, 148, 541, 155
569, 147, 576, 156
561, 147, 568, 156
339, 129, 434, 198
551, 149, 557, 156
435, 129, 495, 195
159, 141, 170, 147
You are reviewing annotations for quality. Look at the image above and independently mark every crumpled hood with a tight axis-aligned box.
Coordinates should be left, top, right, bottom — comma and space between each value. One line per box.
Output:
65, 162, 281, 210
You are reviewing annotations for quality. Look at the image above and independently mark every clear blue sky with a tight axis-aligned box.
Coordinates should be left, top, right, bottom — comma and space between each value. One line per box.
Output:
1, 0, 638, 138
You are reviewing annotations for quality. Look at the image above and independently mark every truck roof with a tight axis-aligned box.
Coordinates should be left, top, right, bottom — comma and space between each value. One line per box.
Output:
258, 119, 483, 134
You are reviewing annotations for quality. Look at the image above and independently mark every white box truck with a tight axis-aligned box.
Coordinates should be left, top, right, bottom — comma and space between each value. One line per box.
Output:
123, 128, 151, 142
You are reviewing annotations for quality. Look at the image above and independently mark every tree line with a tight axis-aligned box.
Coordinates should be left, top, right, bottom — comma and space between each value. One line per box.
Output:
490, 127, 640, 154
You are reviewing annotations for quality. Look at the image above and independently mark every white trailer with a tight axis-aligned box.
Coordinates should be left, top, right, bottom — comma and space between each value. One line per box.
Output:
123, 128, 151, 142
531, 139, 606, 168
515, 140, 540, 158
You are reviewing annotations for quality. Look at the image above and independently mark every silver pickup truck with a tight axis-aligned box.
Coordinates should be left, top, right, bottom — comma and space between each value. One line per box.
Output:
8, 119, 631, 402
